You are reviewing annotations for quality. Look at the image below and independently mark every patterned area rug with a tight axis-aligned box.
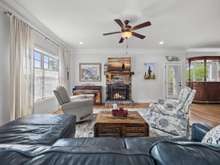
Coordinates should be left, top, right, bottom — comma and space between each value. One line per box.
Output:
75, 108, 171, 138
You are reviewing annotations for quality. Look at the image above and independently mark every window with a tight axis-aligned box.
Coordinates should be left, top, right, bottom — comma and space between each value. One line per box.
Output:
187, 57, 220, 82
190, 60, 206, 81
206, 60, 220, 82
34, 49, 59, 101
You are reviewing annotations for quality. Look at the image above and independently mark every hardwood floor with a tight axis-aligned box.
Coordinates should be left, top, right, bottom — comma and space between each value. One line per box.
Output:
190, 104, 220, 127
56, 103, 220, 127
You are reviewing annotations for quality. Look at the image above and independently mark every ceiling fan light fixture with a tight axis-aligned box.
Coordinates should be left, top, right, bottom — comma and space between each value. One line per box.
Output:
103, 19, 151, 43
121, 31, 132, 39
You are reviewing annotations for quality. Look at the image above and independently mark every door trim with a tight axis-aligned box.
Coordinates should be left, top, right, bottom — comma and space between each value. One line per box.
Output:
165, 63, 183, 99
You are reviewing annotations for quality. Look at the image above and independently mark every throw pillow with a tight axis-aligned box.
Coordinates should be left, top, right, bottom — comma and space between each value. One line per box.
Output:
202, 125, 220, 145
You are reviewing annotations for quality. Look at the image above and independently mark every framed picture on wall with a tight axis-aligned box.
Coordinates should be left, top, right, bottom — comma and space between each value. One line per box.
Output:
144, 63, 156, 80
79, 63, 102, 82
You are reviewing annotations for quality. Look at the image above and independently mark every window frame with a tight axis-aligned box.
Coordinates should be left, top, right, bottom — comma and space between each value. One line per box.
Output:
187, 56, 220, 82
33, 48, 59, 102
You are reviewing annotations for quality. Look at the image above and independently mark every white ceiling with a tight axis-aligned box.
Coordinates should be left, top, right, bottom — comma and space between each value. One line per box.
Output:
13, 0, 220, 49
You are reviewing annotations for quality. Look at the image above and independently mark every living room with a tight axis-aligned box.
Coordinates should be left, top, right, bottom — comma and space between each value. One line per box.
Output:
0, 0, 220, 164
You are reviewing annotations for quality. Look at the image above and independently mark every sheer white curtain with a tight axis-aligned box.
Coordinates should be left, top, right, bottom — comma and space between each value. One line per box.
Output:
58, 47, 70, 92
9, 16, 34, 120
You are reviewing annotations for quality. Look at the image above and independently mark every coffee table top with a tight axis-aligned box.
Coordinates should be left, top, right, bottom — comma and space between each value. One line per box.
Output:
95, 111, 146, 124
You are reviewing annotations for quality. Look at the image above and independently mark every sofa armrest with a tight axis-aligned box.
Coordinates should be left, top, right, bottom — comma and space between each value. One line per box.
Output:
191, 123, 212, 142
62, 99, 93, 110
150, 141, 220, 165
70, 94, 94, 101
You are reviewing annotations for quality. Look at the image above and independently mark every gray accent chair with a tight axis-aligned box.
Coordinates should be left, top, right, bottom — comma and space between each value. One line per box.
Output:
54, 86, 93, 122
145, 87, 196, 136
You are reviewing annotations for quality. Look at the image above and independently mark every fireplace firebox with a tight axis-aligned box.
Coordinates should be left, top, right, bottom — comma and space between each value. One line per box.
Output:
107, 84, 129, 101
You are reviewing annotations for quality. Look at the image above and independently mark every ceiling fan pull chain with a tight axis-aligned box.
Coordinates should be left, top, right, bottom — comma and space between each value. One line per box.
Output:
125, 39, 128, 56
127, 40, 128, 56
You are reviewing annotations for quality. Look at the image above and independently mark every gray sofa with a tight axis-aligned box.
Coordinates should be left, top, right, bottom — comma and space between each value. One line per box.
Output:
0, 114, 75, 145
54, 86, 93, 122
0, 114, 219, 165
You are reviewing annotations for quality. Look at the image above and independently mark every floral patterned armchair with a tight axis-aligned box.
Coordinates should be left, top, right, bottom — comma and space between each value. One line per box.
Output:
145, 87, 196, 136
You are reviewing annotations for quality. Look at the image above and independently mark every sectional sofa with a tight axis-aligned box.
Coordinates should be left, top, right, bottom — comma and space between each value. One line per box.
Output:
0, 114, 219, 165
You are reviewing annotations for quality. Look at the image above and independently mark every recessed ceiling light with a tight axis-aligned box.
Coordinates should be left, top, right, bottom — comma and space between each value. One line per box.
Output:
159, 41, 164, 45
79, 42, 84, 45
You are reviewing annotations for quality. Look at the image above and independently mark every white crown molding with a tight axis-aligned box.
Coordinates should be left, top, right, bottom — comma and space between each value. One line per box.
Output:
186, 48, 220, 53
71, 48, 185, 56
0, 0, 72, 49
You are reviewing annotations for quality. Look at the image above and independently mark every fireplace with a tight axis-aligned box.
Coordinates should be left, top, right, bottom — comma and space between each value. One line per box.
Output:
107, 84, 129, 101
105, 57, 134, 103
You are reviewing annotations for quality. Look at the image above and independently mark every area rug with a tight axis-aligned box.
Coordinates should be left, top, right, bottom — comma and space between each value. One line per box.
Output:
75, 108, 171, 138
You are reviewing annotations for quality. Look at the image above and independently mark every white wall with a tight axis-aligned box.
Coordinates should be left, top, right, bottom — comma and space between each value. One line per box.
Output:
0, 11, 10, 125
70, 49, 185, 102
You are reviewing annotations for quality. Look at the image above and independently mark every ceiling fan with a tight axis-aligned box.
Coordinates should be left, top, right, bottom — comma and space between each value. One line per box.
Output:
103, 19, 151, 43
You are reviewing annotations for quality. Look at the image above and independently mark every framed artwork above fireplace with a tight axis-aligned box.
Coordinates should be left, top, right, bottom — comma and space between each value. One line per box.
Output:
79, 63, 101, 82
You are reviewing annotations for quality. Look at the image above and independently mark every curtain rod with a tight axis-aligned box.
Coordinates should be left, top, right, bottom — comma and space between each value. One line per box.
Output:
3, 10, 65, 48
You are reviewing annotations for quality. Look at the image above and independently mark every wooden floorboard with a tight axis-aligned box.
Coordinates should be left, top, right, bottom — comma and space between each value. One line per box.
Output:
190, 104, 220, 127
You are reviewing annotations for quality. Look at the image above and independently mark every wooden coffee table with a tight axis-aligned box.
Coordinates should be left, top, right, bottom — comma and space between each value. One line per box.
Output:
94, 111, 149, 137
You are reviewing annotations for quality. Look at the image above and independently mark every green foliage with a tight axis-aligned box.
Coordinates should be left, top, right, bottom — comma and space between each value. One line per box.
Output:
185, 63, 206, 81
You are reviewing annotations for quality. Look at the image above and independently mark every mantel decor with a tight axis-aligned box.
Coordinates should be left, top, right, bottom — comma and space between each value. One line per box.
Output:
79, 63, 101, 82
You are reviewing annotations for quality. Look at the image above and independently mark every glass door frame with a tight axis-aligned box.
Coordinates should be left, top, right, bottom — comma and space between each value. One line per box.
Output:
165, 62, 183, 99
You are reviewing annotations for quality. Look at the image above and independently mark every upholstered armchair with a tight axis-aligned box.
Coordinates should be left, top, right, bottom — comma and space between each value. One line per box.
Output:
54, 86, 93, 122
145, 87, 196, 136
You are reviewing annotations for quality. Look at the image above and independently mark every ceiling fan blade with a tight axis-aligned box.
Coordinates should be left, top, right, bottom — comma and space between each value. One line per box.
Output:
119, 37, 124, 43
132, 21, 151, 30
103, 31, 121, 36
114, 19, 124, 28
132, 32, 146, 39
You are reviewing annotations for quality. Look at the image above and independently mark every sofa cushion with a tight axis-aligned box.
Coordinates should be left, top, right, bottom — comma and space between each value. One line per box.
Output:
53, 137, 126, 150
202, 124, 220, 145
0, 114, 75, 145
124, 137, 170, 153
54, 86, 71, 104
5, 114, 74, 125
150, 141, 220, 165
0, 144, 155, 165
